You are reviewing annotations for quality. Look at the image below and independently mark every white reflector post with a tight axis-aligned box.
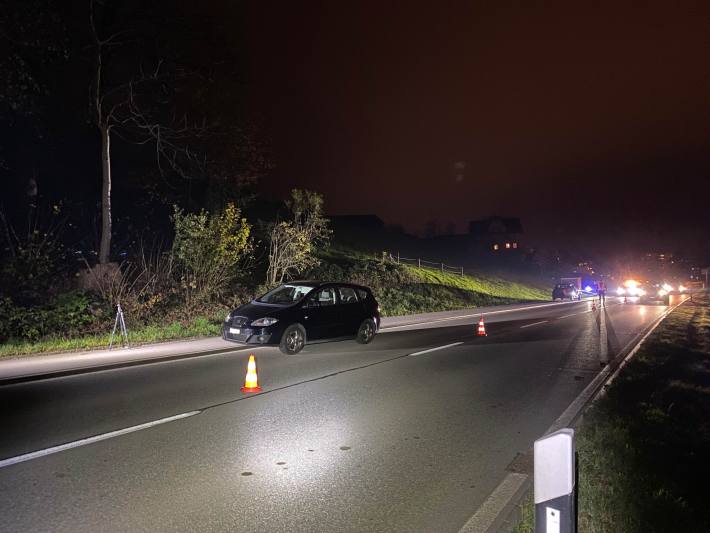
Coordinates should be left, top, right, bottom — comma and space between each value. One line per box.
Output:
534, 428, 576, 533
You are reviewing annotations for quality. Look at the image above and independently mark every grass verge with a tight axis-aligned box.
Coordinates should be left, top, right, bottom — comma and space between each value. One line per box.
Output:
0, 315, 223, 358
511, 292, 710, 532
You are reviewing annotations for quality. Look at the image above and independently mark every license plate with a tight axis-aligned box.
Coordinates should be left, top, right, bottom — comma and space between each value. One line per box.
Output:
229, 328, 241, 334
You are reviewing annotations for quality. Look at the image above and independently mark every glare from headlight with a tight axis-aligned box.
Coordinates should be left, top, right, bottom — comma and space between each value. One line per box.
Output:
616, 287, 625, 296
662, 283, 673, 292
679, 285, 687, 292
637, 289, 646, 296
658, 289, 668, 297
251, 317, 279, 327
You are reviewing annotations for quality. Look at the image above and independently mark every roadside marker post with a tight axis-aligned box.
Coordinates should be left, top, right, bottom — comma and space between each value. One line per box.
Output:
534, 428, 576, 533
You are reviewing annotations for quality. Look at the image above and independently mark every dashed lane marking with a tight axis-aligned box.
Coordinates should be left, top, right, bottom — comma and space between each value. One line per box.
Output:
520, 320, 549, 329
0, 411, 201, 469
408, 342, 464, 357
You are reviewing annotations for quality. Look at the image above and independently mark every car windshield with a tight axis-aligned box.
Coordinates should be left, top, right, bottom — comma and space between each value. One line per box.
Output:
256, 284, 316, 305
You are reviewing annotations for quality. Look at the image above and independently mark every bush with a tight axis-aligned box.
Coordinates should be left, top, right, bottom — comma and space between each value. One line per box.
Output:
172, 203, 253, 303
0, 205, 69, 305
0, 291, 96, 342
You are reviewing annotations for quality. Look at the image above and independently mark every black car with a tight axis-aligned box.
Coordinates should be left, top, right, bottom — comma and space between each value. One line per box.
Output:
223, 281, 381, 354
552, 283, 580, 301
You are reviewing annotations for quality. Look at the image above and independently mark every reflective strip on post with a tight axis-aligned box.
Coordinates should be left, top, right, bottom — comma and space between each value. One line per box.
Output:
534, 428, 576, 533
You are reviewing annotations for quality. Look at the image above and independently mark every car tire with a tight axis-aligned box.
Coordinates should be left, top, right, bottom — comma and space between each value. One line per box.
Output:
279, 324, 306, 355
356, 318, 376, 344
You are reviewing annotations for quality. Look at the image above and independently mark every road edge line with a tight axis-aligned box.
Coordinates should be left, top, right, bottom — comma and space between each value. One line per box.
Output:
458, 473, 529, 533
458, 297, 689, 533
0, 346, 266, 386
381, 299, 589, 331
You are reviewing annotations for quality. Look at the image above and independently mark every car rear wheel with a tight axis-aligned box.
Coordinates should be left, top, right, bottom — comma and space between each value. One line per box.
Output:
279, 324, 306, 355
356, 319, 376, 344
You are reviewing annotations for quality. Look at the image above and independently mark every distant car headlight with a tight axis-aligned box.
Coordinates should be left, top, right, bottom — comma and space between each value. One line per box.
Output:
658, 289, 668, 297
678, 285, 687, 292
616, 287, 625, 295
636, 289, 646, 296
251, 317, 279, 327
662, 283, 673, 292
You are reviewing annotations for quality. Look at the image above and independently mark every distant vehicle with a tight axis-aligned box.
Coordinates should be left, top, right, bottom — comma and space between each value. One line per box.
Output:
638, 282, 670, 305
615, 279, 670, 304
552, 282, 581, 301
223, 281, 381, 355
559, 277, 582, 292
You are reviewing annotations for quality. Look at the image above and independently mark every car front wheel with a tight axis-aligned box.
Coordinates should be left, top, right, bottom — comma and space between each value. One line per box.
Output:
279, 324, 306, 355
356, 319, 376, 344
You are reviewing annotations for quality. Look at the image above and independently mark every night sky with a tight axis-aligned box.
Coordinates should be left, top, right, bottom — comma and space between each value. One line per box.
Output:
243, 1, 710, 251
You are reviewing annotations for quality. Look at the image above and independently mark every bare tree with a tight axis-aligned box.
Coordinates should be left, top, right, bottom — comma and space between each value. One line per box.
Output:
89, 0, 206, 265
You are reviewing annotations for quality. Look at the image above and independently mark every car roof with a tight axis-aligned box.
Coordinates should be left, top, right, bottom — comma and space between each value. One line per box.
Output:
289, 280, 371, 291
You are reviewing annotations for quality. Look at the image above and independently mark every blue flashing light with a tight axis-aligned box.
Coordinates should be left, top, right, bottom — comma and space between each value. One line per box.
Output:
584, 285, 593, 293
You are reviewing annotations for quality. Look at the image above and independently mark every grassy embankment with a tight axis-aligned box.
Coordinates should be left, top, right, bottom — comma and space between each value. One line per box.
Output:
0, 248, 549, 358
512, 292, 710, 532
379, 265, 548, 316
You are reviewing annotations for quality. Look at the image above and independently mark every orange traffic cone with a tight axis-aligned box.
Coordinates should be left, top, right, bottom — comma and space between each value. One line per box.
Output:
477, 316, 487, 337
592, 301, 596, 311
241, 354, 262, 393
624, 295, 628, 304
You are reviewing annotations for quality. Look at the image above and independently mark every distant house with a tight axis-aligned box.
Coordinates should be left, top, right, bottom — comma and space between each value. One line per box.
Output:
468, 216, 523, 252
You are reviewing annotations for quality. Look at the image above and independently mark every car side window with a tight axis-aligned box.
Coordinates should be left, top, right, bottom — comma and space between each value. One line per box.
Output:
315, 287, 337, 306
304, 292, 320, 308
338, 286, 358, 304
356, 288, 368, 301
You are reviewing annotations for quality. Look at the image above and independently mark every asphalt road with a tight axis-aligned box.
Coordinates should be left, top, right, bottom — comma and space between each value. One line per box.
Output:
0, 298, 667, 532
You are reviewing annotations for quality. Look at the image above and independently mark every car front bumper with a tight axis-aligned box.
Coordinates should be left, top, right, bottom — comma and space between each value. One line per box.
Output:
222, 324, 274, 345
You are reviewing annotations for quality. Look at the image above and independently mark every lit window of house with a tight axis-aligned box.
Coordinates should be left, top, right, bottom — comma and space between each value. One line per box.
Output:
512, 242, 518, 249
493, 244, 499, 251
505, 242, 511, 249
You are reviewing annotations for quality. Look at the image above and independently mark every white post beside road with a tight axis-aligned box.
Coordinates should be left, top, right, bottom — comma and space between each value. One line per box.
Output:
534, 428, 576, 533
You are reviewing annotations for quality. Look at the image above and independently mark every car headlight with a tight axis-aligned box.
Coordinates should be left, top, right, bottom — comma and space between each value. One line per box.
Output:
616, 287, 625, 295
251, 317, 279, 327
658, 289, 668, 297
636, 289, 646, 296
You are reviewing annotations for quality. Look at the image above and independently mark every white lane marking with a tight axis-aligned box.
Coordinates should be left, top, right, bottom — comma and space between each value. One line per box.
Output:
557, 313, 578, 319
381, 300, 588, 331
0, 411, 201, 469
599, 307, 609, 363
458, 472, 528, 533
520, 320, 549, 329
408, 342, 463, 357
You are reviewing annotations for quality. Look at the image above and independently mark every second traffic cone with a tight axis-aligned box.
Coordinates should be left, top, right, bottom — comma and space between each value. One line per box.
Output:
477, 316, 487, 337
592, 301, 596, 311
241, 354, 262, 393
